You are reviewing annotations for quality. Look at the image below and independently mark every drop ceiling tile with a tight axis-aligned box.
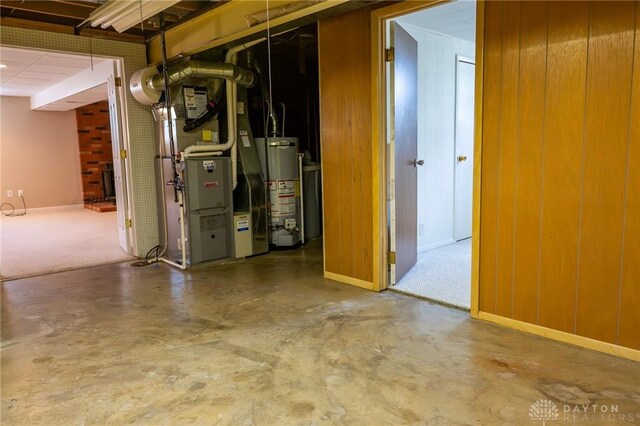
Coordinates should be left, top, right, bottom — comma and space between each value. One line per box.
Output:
25, 64, 84, 76
9, 76, 58, 85
0, 48, 46, 64
0, 60, 31, 74
17, 71, 67, 81
36, 56, 100, 69
1, 46, 112, 108
0, 69, 22, 79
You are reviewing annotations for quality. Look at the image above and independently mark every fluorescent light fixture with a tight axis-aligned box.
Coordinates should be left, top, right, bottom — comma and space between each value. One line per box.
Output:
0, 64, 7, 68
85, 0, 180, 33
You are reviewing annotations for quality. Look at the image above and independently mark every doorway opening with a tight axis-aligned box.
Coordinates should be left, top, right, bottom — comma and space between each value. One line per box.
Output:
386, 1, 477, 309
0, 46, 135, 280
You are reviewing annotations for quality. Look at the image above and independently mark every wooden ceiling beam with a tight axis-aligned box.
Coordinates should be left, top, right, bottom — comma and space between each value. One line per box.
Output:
0, 1, 91, 20
0, 17, 146, 44
49, 1, 100, 10
170, 1, 207, 12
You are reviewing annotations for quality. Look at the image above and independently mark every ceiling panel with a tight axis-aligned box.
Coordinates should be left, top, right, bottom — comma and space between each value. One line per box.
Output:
396, 0, 476, 42
0, 47, 46, 63
26, 64, 87, 75
36, 56, 104, 69
17, 71, 67, 80
6, 77, 56, 85
0, 45, 109, 98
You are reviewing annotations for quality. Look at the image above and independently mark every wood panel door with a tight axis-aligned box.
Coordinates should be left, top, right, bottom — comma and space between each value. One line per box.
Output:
391, 22, 419, 284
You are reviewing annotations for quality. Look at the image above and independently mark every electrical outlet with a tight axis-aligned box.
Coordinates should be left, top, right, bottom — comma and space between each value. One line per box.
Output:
18, 189, 23, 197
419, 222, 425, 236
6, 190, 13, 198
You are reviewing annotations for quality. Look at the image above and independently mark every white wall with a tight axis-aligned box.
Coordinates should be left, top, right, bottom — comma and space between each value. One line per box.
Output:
0, 96, 83, 208
400, 23, 475, 252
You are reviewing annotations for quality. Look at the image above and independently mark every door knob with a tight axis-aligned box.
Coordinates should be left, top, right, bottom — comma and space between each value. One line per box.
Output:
457, 155, 468, 162
413, 159, 424, 167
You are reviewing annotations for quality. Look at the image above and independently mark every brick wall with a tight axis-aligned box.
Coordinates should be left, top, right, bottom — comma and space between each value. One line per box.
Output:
76, 101, 112, 202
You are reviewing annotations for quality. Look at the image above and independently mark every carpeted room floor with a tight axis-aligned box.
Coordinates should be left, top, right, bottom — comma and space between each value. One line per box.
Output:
394, 239, 472, 309
0, 205, 135, 281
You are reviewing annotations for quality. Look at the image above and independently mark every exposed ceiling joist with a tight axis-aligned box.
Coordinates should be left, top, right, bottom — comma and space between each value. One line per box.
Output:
0, 0, 216, 40
0, 1, 93, 20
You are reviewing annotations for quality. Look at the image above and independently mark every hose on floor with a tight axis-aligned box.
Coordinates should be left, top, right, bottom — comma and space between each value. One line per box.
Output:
1, 195, 27, 217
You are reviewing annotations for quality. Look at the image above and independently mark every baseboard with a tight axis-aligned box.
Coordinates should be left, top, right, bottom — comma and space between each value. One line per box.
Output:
26, 204, 84, 212
478, 312, 640, 362
420, 238, 457, 252
324, 271, 375, 291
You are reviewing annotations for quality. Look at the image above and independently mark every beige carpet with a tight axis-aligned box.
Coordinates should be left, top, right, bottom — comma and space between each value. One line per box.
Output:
0, 205, 135, 281
393, 239, 471, 310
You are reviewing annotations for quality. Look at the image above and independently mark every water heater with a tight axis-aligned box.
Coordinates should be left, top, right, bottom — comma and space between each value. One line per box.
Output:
255, 137, 301, 247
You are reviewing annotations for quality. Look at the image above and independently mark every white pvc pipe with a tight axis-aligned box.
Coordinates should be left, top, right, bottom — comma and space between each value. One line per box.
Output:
158, 187, 187, 270
156, 155, 169, 258
298, 153, 305, 245
177, 189, 188, 269
182, 150, 224, 159
230, 81, 238, 188
159, 256, 187, 270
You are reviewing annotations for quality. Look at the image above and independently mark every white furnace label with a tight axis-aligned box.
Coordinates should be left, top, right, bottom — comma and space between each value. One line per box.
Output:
239, 130, 251, 148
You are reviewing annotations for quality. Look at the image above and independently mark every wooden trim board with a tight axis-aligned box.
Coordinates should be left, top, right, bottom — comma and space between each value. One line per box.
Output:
324, 272, 375, 291
470, 0, 485, 319
478, 312, 640, 362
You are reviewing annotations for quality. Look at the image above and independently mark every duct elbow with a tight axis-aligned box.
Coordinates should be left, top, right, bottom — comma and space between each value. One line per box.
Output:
130, 66, 162, 105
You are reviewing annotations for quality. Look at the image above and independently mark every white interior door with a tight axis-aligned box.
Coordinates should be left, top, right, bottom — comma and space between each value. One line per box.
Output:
453, 56, 475, 241
107, 62, 132, 253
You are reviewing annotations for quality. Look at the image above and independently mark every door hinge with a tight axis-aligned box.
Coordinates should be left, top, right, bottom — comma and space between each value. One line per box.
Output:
387, 251, 396, 265
115, 77, 122, 87
125, 218, 132, 228
120, 149, 127, 159
385, 47, 395, 62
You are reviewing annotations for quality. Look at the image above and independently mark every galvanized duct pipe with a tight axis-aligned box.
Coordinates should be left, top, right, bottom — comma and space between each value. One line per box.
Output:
130, 61, 256, 105
149, 61, 256, 91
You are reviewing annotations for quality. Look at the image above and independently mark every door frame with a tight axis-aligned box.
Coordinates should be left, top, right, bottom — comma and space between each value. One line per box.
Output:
108, 58, 136, 255
453, 54, 476, 242
370, 0, 485, 318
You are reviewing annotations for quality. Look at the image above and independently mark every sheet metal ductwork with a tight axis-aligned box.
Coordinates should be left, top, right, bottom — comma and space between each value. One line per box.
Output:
130, 61, 256, 105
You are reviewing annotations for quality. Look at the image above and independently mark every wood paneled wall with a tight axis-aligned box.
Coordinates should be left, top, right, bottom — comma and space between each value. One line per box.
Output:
319, 7, 374, 285
479, 1, 640, 350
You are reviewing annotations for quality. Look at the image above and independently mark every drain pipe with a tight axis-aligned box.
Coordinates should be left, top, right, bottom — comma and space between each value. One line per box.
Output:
298, 153, 305, 245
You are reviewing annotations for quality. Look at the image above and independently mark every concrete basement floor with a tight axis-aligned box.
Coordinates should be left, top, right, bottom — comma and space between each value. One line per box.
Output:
1, 241, 639, 425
